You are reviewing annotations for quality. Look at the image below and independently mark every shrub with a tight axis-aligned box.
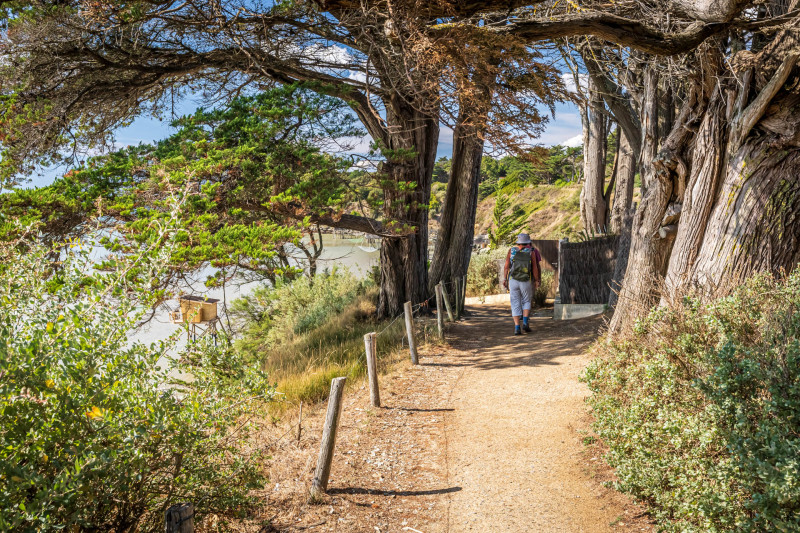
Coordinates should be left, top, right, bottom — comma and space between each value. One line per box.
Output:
0, 234, 273, 532
230, 271, 405, 404
534, 270, 555, 306
231, 268, 367, 353
584, 270, 800, 532
466, 249, 506, 297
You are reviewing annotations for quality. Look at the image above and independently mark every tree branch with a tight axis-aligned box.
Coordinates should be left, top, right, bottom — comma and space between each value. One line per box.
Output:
580, 44, 642, 156
488, 13, 730, 56
731, 49, 800, 150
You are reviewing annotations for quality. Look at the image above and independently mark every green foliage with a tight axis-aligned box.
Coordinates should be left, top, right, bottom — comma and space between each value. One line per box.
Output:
534, 270, 554, 306
432, 157, 451, 184
466, 249, 507, 297
1, 84, 364, 290
584, 270, 800, 532
0, 227, 273, 532
475, 147, 583, 201
429, 182, 446, 217
488, 195, 527, 250
231, 268, 368, 353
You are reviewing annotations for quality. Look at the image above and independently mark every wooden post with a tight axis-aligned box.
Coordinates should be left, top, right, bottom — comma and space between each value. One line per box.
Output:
165, 503, 194, 533
440, 282, 455, 322
435, 283, 445, 340
296, 401, 303, 443
403, 301, 419, 365
310, 377, 347, 500
454, 277, 462, 320
364, 332, 380, 407
462, 275, 468, 314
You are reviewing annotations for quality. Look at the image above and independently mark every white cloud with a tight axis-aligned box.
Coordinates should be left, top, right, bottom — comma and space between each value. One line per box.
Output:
339, 134, 373, 154
562, 134, 583, 147
561, 73, 587, 96
348, 71, 367, 84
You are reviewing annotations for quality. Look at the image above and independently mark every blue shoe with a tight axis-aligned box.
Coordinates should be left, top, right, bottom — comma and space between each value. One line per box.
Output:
523, 324, 531, 333
514, 326, 522, 336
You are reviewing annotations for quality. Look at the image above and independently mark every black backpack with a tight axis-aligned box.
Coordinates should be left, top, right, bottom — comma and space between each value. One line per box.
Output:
509, 248, 532, 282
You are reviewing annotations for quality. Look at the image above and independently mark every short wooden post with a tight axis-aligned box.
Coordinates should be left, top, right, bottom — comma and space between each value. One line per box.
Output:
435, 283, 445, 340
440, 282, 455, 322
296, 401, 303, 443
364, 332, 380, 407
462, 275, 468, 314
310, 377, 347, 500
165, 503, 194, 533
455, 277, 462, 320
403, 301, 419, 365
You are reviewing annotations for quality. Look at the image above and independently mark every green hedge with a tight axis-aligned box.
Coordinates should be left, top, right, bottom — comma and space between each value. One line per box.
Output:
584, 270, 800, 532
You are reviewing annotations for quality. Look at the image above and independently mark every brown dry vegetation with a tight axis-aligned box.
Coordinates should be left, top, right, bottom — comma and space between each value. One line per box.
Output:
474, 184, 583, 240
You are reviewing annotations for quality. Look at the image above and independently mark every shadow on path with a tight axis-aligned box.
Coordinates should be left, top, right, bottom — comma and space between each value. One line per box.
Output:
329, 486, 462, 497
444, 304, 606, 371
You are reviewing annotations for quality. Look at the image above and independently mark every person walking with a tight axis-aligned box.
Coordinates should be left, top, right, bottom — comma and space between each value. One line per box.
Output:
503, 233, 541, 335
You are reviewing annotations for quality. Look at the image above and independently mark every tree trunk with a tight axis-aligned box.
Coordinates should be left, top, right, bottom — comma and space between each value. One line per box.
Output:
376, 98, 439, 318
662, 93, 726, 298
608, 207, 635, 309
608, 128, 637, 233
638, 67, 660, 194
611, 41, 800, 333
428, 110, 486, 295
608, 63, 713, 333
687, 137, 800, 290
669, 84, 800, 296
580, 79, 609, 232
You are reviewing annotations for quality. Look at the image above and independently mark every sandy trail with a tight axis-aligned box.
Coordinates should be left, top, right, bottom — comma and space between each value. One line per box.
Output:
262, 304, 652, 532
439, 304, 651, 532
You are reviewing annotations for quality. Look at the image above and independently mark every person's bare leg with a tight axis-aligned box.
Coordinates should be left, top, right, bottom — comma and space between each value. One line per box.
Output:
513, 316, 521, 326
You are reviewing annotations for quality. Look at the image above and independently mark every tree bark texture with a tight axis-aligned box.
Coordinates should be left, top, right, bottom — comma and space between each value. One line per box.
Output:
608, 59, 714, 333
610, 40, 800, 333
608, 207, 635, 309
428, 112, 486, 298
376, 97, 439, 318
609, 129, 637, 233
580, 79, 609, 232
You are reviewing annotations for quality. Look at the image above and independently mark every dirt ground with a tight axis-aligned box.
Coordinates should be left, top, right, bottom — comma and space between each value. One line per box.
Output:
245, 304, 653, 532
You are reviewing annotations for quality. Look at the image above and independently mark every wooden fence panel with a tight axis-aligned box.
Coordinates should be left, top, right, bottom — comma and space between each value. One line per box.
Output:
558, 236, 619, 304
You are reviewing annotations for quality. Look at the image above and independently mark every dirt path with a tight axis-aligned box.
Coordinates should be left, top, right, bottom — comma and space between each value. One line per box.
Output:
259, 304, 652, 532
441, 305, 651, 532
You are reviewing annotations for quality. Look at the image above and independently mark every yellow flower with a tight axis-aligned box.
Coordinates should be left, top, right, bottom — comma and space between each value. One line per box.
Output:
45, 379, 55, 388
85, 406, 106, 420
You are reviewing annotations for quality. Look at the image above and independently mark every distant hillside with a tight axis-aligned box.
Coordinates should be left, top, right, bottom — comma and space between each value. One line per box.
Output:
475, 184, 583, 240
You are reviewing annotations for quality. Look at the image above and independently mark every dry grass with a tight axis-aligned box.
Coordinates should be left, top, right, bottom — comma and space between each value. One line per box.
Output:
266, 290, 443, 409
475, 184, 583, 240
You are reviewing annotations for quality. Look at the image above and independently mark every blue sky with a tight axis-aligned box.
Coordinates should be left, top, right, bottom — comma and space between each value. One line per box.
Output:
26, 98, 582, 189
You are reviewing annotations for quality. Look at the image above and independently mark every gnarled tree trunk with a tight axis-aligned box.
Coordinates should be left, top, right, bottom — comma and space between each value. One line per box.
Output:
608, 128, 637, 233
377, 97, 439, 318
580, 79, 609, 232
608, 57, 716, 333
611, 38, 800, 333
428, 114, 485, 294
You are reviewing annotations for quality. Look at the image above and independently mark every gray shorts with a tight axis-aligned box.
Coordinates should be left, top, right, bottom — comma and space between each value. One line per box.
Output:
509, 278, 533, 316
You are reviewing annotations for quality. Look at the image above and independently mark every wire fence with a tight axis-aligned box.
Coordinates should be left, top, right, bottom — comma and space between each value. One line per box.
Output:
167, 274, 469, 530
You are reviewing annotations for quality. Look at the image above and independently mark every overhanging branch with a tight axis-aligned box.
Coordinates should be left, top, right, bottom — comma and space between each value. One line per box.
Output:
488, 13, 730, 56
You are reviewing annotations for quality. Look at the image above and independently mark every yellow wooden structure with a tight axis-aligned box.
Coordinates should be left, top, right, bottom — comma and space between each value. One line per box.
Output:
170, 295, 221, 343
